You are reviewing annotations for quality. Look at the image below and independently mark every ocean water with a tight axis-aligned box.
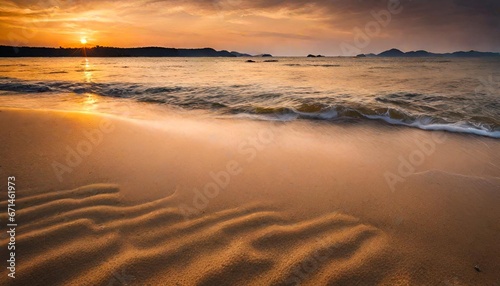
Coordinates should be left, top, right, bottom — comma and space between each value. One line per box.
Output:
0, 57, 499, 137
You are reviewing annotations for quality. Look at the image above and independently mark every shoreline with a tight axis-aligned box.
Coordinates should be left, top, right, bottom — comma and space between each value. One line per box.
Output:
1, 93, 499, 139
1, 107, 499, 285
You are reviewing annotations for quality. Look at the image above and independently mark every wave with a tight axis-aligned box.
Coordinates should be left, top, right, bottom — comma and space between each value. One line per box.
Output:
0, 77, 498, 138
0, 82, 52, 92
0, 78, 184, 98
234, 105, 500, 138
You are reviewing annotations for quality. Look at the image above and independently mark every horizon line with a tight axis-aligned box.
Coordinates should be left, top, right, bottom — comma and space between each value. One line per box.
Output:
1, 45, 499, 57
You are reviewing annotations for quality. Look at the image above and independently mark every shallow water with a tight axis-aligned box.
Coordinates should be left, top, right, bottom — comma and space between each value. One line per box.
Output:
0, 57, 499, 137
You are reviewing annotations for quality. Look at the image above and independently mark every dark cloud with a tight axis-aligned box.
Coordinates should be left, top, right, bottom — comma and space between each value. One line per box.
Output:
248, 31, 314, 40
149, 0, 500, 35
0, 0, 498, 54
453, 0, 500, 16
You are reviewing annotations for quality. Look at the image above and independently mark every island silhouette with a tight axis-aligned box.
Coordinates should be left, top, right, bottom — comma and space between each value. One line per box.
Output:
0, 46, 498, 57
358, 48, 499, 58
0, 46, 253, 57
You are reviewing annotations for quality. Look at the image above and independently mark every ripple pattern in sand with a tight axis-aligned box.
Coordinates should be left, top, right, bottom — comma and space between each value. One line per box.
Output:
0, 184, 392, 286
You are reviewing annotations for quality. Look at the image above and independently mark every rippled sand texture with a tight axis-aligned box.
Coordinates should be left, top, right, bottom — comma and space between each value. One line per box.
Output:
1, 108, 499, 285
1, 184, 393, 285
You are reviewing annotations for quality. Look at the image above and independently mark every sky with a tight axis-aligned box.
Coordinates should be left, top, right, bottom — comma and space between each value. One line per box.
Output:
0, 0, 499, 56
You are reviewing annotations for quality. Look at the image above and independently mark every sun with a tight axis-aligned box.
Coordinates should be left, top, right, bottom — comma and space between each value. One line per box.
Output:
80, 37, 88, 45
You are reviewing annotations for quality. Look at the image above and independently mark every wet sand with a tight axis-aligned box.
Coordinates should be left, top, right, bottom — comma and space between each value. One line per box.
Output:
0, 107, 499, 285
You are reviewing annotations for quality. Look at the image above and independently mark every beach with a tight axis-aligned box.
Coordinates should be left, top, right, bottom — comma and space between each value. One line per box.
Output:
1, 107, 499, 285
1, 0, 499, 283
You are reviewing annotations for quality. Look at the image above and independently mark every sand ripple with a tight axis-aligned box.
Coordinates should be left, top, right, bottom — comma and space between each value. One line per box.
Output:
0, 184, 391, 286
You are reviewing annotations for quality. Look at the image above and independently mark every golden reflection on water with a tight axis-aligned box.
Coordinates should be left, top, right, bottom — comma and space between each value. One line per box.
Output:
84, 93, 97, 110
83, 59, 92, 83
80, 59, 96, 111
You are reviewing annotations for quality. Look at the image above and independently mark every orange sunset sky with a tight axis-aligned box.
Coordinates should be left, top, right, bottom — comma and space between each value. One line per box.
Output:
0, 0, 499, 56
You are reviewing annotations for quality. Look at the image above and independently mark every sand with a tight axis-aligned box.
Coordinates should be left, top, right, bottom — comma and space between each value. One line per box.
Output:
0, 107, 499, 285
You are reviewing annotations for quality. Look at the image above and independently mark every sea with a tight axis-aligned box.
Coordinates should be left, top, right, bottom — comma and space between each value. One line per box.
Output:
0, 57, 499, 138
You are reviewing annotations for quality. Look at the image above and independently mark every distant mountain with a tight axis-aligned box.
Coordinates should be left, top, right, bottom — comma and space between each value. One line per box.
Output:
377, 48, 406, 57
0, 45, 256, 57
230, 51, 252, 57
447, 50, 500, 57
368, 48, 500, 58
405, 50, 434, 57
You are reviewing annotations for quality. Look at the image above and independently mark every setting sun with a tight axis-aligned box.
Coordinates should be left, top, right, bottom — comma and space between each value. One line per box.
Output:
80, 37, 87, 45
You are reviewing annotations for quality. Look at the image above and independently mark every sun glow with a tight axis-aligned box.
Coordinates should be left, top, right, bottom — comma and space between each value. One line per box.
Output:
80, 37, 88, 45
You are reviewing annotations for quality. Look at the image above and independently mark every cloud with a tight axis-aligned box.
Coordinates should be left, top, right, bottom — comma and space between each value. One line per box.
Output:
247, 31, 315, 40
0, 0, 498, 55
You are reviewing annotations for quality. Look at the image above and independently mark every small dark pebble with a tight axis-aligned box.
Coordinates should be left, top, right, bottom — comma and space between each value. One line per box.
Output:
246, 60, 256, 63
474, 265, 481, 272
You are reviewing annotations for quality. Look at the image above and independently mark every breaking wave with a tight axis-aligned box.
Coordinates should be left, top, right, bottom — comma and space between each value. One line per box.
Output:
0, 77, 498, 138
